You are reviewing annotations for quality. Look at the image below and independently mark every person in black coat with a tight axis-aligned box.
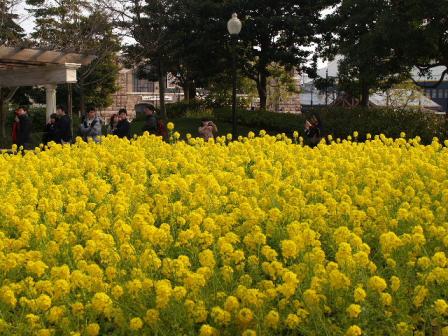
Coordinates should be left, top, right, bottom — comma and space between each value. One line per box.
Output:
142, 105, 157, 134
55, 105, 72, 144
115, 108, 131, 139
16, 107, 32, 149
42, 113, 58, 145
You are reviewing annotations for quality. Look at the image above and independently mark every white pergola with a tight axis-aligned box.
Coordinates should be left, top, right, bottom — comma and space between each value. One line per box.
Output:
0, 47, 96, 120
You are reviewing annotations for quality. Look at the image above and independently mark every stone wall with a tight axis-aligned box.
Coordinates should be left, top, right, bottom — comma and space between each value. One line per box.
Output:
99, 69, 182, 122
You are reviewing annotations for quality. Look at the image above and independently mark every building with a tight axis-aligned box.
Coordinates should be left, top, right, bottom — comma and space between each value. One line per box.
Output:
100, 68, 183, 118
103, 66, 302, 117
300, 80, 336, 107
417, 82, 448, 112
265, 71, 302, 113
301, 58, 447, 112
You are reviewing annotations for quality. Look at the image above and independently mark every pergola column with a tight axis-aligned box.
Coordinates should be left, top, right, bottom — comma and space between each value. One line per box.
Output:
45, 84, 57, 122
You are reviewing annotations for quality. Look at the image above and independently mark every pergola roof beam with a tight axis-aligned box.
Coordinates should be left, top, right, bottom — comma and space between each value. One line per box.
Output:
0, 47, 96, 67
0, 63, 81, 87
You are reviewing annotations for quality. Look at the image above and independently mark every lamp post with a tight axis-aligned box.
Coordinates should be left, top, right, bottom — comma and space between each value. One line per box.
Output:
227, 13, 242, 137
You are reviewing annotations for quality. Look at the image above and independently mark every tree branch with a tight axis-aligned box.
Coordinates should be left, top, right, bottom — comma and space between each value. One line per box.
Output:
6, 87, 18, 101
413, 69, 448, 89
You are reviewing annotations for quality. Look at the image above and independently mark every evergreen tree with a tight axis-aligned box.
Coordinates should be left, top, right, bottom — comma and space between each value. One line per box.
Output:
233, 0, 331, 109
391, 0, 448, 86
26, 0, 121, 114
109, 0, 330, 110
0, 0, 25, 46
322, 0, 411, 106
0, 0, 25, 141
120, 0, 179, 120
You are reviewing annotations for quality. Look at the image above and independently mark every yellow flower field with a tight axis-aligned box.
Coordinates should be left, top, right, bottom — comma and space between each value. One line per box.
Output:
0, 132, 448, 336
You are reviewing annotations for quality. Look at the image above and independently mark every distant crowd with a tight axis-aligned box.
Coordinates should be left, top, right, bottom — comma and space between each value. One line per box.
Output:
12, 105, 169, 149
11, 104, 221, 150
11, 105, 320, 149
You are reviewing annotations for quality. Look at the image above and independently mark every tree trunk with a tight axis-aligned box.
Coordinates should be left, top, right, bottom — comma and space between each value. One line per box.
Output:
158, 61, 167, 121
189, 82, 196, 100
79, 78, 85, 118
360, 81, 370, 107
0, 87, 18, 141
182, 81, 196, 103
257, 72, 268, 110
0, 95, 7, 141
183, 84, 190, 103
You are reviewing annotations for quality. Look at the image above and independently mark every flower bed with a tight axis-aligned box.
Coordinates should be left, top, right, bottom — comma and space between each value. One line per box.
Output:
0, 133, 447, 336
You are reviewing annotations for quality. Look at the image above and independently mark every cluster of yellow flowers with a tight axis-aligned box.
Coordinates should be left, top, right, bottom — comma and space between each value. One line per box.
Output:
1, 131, 448, 336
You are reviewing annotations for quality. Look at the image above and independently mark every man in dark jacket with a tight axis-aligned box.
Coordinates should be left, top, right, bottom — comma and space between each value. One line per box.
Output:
55, 105, 72, 144
16, 107, 32, 149
115, 108, 131, 139
142, 105, 157, 134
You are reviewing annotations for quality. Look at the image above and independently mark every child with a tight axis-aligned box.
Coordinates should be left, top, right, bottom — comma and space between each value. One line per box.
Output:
304, 114, 322, 146
43, 113, 58, 145
107, 114, 119, 135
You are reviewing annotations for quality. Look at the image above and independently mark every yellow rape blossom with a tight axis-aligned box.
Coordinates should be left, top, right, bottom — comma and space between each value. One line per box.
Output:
346, 304, 361, 318
86, 323, 100, 336
368, 276, 387, 292
345, 325, 362, 336
129, 317, 143, 330
434, 299, 448, 315
0, 132, 446, 335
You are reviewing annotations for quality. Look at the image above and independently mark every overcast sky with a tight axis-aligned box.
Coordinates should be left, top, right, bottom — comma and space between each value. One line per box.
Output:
15, 2, 34, 33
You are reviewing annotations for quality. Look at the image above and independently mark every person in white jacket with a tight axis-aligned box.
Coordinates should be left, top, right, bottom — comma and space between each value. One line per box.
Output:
79, 107, 102, 143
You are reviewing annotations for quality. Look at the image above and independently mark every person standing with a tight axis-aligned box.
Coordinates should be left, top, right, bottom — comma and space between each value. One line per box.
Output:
107, 114, 119, 135
79, 107, 102, 143
15, 107, 32, 149
42, 113, 58, 145
55, 105, 72, 144
304, 114, 322, 147
198, 119, 218, 142
142, 105, 157, 134
115, 108, 131, 139
12, 110, 20, 146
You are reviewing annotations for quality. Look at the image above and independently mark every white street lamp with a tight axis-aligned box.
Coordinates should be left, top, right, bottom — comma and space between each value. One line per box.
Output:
227, 13, 242, 35
227, 13, 242, 136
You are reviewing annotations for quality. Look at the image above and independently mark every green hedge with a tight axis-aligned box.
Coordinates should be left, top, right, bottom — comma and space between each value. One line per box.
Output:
166, 100, 209, 118
213, 107, 447, 144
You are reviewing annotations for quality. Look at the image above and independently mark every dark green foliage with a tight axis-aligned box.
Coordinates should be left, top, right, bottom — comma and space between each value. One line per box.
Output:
214, 107, 305, 134
26, 1, 121, 113
322, 0, 413, 105
119, 0, 330, 110
234, 0, 332, 109
55, 54, 120, 112
0, 2, 33, 141
166, 100, 208, 119
0, 0, 25, 46
322, 0, 448, 100
391, 0, 448, 85
122, 0, 176, 120
214, 107, 446, 144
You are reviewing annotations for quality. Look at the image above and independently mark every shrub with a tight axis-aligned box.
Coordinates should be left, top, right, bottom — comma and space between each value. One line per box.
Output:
166, 100, 208, 119
214, 106, 446, 144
